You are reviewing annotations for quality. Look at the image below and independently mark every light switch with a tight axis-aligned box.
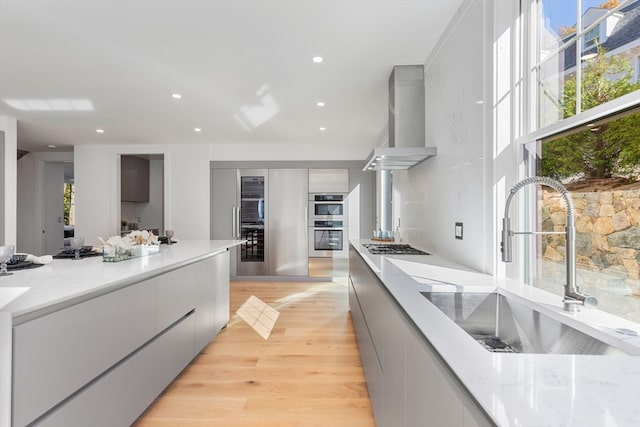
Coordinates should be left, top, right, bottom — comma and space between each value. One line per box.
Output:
455, 222, 463, 240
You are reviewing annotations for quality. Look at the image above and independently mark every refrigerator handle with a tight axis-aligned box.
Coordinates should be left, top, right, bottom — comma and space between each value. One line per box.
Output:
305, 207, 308, 229
232, 206, 236, 238
236, 207, 241, 238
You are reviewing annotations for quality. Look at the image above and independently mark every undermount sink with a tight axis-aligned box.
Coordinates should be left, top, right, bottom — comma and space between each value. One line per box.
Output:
421, 291, 638, 355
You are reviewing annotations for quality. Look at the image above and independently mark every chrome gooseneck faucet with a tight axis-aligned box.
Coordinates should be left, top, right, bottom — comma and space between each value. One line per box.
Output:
501, 176, 597, 313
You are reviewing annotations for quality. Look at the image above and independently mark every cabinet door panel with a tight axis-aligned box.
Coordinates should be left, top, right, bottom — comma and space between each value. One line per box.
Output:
156, 265, 195, 333
213, 250, 230, 335
210, 168, 238, 275
349, 279, 384, 423
38, 314, 195, 427
308, 168, 349, 193
195, 257, 216, 353
382, 300, 407, 427
268, 169, 308, 275
12, 280, 156, 427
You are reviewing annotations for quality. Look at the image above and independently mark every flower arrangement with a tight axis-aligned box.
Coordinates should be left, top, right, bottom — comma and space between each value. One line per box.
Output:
100, 230, 159, 262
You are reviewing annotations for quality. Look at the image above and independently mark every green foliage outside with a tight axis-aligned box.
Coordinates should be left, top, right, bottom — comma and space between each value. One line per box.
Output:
63, 183, 73, 225
539, 47, 640, 180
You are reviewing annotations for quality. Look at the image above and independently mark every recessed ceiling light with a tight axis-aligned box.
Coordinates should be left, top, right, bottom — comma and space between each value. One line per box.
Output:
312, 56, 324, 63
171, 93, 182, 99
319, 127, 326, 131
316, 101, 325, 107
47, 144, 56, 149
96, 129, 104, 133
194, 127, 202, 132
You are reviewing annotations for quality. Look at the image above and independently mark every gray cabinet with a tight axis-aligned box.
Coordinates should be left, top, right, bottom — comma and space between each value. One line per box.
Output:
12, 279, 156, 427
195, 249, 230, 353
309, 168, 349, 193
213, 250, 231, 335
121, 155, 150, 202
210, 167, 308, 276
268, 169, 308, 276
348, 245, 494, 427
12, 254, 230, 426
210, 169, 238, 275
38, 315, 194, 427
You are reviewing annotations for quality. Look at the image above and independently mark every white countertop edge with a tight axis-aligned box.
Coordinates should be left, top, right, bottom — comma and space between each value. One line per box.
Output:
350, 239, 640, 427
0, 240, 245, 323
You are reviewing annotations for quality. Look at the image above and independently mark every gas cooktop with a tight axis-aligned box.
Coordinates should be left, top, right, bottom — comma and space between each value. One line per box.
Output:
363, 243, 430, 256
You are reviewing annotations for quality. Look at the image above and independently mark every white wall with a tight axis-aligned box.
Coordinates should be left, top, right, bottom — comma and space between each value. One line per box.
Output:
0, 117, 17, 247
392, 0, 493, 273
391, 0, 521, 276
75, 144, 210, 246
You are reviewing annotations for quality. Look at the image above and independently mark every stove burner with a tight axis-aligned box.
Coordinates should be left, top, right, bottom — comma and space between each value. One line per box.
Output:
363, 243, 430, 255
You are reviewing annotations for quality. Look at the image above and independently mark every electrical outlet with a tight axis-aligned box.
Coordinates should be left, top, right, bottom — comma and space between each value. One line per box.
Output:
455, 222, 463, 240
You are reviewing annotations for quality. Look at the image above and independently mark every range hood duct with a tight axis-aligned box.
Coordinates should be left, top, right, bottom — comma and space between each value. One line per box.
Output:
364, 65, 436, 171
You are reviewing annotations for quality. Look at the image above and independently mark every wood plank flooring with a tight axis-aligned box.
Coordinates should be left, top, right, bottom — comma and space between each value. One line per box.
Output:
133, 280, 375, 427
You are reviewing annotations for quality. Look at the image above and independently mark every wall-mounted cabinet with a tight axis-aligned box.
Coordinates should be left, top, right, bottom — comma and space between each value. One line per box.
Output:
121, 155, 150, 202
309, 168, 349, 193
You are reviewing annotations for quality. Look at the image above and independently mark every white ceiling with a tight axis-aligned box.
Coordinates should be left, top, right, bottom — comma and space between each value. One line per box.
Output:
0, 0, 463, 157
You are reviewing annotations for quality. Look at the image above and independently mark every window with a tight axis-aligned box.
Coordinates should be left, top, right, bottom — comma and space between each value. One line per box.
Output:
531, 109, 640, 323
534, 0, 640, 127
524, 0, 640, 323
583, 25, 599, 49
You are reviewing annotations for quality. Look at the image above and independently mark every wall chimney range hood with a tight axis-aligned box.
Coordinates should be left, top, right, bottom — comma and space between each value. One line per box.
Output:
363, 65, 436, 171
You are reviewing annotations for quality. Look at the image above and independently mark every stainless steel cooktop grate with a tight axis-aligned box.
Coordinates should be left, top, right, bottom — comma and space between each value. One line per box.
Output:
363, 243, 430, 255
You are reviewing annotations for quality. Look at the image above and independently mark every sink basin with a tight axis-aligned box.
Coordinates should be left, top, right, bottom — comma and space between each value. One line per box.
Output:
421, 291, 637, 355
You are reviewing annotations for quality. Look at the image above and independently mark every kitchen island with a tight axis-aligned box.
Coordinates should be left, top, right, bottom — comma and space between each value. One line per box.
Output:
349, 240, 640, 427
0, 240, 244, 427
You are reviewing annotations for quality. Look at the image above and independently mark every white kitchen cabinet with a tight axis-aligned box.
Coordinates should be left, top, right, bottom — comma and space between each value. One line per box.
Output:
348, 245, 493, 427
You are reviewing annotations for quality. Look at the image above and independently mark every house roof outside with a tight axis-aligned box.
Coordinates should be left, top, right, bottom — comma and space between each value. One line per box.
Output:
562, 0, 640, 70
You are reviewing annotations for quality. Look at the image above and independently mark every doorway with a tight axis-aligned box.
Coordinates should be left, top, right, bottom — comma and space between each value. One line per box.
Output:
119, 154, 164, 236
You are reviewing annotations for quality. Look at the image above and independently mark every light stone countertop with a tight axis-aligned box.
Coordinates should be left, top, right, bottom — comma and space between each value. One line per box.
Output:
351, 239, 640, 427
0, 240, 244, 324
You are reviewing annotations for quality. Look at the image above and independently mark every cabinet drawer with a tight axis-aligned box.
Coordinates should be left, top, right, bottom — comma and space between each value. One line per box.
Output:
12, 280, 156, 427
38, 313, 195, 427
156, 265, 195, 332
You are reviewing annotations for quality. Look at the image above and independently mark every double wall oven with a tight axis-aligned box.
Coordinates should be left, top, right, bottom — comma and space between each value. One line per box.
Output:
308, 194, 348, 277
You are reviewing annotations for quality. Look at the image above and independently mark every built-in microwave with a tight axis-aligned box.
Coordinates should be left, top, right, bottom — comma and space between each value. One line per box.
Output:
308, 194, 347, 221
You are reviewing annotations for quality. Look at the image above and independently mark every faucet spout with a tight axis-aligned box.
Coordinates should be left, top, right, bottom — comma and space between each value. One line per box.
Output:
500, 177, 597, 313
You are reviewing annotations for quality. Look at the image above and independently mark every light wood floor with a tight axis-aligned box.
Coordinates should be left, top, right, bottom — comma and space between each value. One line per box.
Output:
133, 279, 376, 427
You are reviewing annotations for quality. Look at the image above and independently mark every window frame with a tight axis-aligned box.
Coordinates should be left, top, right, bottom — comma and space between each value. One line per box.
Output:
518, 0, 640, 289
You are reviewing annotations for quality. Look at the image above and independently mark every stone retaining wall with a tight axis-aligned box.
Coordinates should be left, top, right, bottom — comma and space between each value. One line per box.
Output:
542, 188, 640, 296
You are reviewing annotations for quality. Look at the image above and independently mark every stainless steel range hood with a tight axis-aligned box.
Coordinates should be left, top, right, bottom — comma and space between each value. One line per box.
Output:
363, 65, 437, 171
